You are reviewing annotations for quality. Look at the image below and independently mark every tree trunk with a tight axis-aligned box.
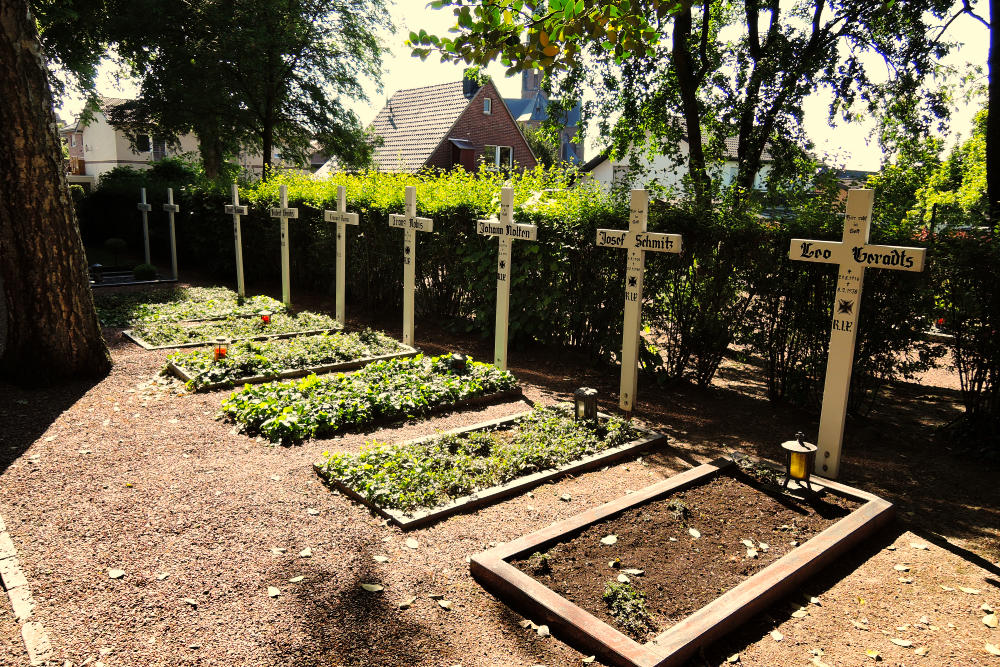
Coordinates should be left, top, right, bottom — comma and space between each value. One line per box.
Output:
0, 0, 111, 384
198, 125, 223, 181
672, 3, 711, 212
988, 0, 998, 227
261, 117, 274, 179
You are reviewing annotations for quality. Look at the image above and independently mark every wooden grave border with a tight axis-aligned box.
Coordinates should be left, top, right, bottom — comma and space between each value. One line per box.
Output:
470, 457, 894, 667
317, 405, 668, 531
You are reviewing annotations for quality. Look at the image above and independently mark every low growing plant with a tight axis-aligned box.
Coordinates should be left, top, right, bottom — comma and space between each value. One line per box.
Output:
131, 311, 338, 347
167, 329, 406, 390
95, 286, 285, 327
603, 581, 653, 639
221, 353, 518, 444
316, 405, 638, 510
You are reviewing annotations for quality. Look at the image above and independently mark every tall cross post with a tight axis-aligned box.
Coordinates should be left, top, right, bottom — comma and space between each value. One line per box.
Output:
476, 187, 537, 371
224, 184, 248, 298
790, 189, 926, 478
269, 185, 299, 307
162, 187, 180, 280
388, 186, 433, 346
597, 189, 683, 413
137, 187, 152, 265
324, 186, 359, 325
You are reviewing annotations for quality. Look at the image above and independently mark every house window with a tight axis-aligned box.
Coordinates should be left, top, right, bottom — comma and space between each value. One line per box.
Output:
134, 134, 151, 153
152, 138, 167, 161
481, 145, 513, 170
484, 98, 492, 115
69, 135, 76, 147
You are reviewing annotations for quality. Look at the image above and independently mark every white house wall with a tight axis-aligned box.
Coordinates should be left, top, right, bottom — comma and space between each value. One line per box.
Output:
82, 111, 200, 179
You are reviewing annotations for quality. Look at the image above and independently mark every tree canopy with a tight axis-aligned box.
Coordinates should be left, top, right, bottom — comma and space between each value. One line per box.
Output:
412, 0, 968, 211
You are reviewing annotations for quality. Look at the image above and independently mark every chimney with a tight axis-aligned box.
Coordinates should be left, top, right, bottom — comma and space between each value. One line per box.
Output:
462, 68, 481, 98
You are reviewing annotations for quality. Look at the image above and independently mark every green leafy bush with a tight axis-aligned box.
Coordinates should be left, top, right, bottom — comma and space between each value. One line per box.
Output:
131, 310, 338, 347
132, 263, 158, 280
168, 329, 406, 389
95, 286, 285, 328
928, 227, 1000, 451
317, 405, 638, 511
220, 353, 518, 444
603, 581, 653, 638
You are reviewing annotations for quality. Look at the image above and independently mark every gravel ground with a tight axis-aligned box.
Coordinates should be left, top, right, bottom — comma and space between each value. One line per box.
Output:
0, 287, 997, 666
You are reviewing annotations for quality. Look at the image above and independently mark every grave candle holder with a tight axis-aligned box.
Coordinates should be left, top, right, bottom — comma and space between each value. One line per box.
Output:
450, 353, 468, 372
573, 387, 598, 421
213, 337, 230, 362
781, 432, 818, 492
260, 311, 272, 325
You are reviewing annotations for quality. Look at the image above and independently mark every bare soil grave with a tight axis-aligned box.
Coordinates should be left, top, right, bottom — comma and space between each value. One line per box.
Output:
0, 278, 997, 667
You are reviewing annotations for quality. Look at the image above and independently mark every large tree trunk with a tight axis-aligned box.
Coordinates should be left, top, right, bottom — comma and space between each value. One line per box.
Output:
197, 124, 224, 181
0, 0, 112, 384
988, 0, 998, 227
672, 3, 711, 212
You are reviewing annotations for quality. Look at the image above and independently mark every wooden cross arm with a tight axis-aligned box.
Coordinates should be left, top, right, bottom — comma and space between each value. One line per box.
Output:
389, 214, 433, 232
269, 207, 299, 219
849, 243, 926, 272
789, 238, 842, 264
325, 210, 359, 225
477, 219, 538, 241
137, 203, 152, 212
634, 232, 681, 253
163, 203, 180, 213
225, 204, 248, 215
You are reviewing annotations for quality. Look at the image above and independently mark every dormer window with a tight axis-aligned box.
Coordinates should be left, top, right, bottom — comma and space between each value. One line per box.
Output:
483, 98, 492, 115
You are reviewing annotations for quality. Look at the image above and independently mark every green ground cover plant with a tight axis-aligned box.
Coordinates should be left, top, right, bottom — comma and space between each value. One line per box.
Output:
221, 354, 518, 444
167, 329, 407, 390
603, 581, 653, 639
316, 406, 638, 512
95, 286, 285, 327
130, 311, 338, 347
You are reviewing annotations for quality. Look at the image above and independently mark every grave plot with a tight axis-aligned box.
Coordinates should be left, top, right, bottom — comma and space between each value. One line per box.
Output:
471, 458, 894, 667
95, 286, 285, 328
124, 311, 339, 349
165, 329, 416, 391
220, 353, 519, 444
316, 405, 667, 529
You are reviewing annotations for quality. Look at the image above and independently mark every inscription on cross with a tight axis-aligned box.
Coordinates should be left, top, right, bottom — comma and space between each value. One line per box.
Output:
790, 189, 926, 478
597, 189, 682, 413
224, 185, 249, 298
136, 187, 152, 265
269, 185, 299, 307
324, 186, 360, 325
388, 186, 434, 346
162, 187, 180, 280
476, 187, 537, 371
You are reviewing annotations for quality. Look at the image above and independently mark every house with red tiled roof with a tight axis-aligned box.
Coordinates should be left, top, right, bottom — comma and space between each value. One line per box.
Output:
319, 74, 536, 174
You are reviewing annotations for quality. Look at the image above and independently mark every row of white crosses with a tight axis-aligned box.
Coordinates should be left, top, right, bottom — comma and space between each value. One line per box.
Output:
136, 187, 180, 280
220, 184, 921, 480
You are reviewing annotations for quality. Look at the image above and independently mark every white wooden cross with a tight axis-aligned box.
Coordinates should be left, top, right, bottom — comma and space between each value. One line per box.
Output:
388, 186, 433, 346
597, 189, 682, 413
476, 187, 537, 371
269, 184, 299, 307
224, 184, 248, 298
162, 187, 180, 280
324, 185, 359, 325
790, 189, 926, 479
137, 187, 152, 265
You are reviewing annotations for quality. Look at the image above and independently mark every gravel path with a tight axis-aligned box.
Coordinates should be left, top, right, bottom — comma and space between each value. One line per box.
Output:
0, 302, 996, 666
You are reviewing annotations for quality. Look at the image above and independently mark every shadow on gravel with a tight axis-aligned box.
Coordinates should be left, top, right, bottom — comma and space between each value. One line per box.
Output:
0, 378, 97, 476
277, 559, 460, 667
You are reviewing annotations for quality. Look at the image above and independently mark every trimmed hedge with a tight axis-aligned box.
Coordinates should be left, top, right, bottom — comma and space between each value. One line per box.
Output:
80, 168, 945, 416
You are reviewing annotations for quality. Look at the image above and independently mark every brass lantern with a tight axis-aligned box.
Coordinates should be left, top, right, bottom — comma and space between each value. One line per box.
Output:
573, 387, 598, 421
450, 353, 468, 371
213, 336, 230, 362
781, 432, 818, 492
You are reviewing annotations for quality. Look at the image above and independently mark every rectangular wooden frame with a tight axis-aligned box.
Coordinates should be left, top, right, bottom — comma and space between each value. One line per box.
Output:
166, 345, 419, 391
122, 323, 342, 350
318, 408, 668, 531
470, 458, 894, 667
